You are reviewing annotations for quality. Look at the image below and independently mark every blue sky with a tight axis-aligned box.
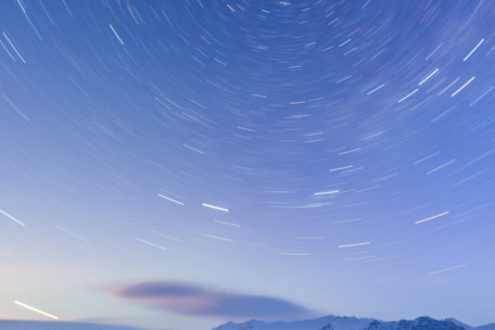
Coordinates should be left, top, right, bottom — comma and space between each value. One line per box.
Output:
0, 1, 494, 329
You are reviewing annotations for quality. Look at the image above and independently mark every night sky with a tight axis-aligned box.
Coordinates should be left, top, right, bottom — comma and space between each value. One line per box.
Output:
1, 1, 494, 329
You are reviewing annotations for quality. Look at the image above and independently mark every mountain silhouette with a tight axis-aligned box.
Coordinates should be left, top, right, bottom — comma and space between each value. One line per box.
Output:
213, 315, 494, 330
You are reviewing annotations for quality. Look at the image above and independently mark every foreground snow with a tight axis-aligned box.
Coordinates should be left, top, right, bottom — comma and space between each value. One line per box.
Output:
0, 320, 145, 330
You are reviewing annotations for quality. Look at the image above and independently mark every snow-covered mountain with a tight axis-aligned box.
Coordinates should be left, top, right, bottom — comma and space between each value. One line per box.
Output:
213, 316, 494, 330
0, 320, 146, 330
213, 315, 376, 330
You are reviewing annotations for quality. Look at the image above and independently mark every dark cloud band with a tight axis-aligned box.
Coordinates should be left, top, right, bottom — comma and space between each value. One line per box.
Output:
115, 280, 309, 319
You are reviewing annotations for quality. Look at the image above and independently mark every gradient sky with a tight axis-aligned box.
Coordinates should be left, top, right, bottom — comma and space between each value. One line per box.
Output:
1, 1, 494, 330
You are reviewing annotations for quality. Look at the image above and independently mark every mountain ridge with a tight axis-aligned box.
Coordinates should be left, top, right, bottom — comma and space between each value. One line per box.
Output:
212, 315, 495, 330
